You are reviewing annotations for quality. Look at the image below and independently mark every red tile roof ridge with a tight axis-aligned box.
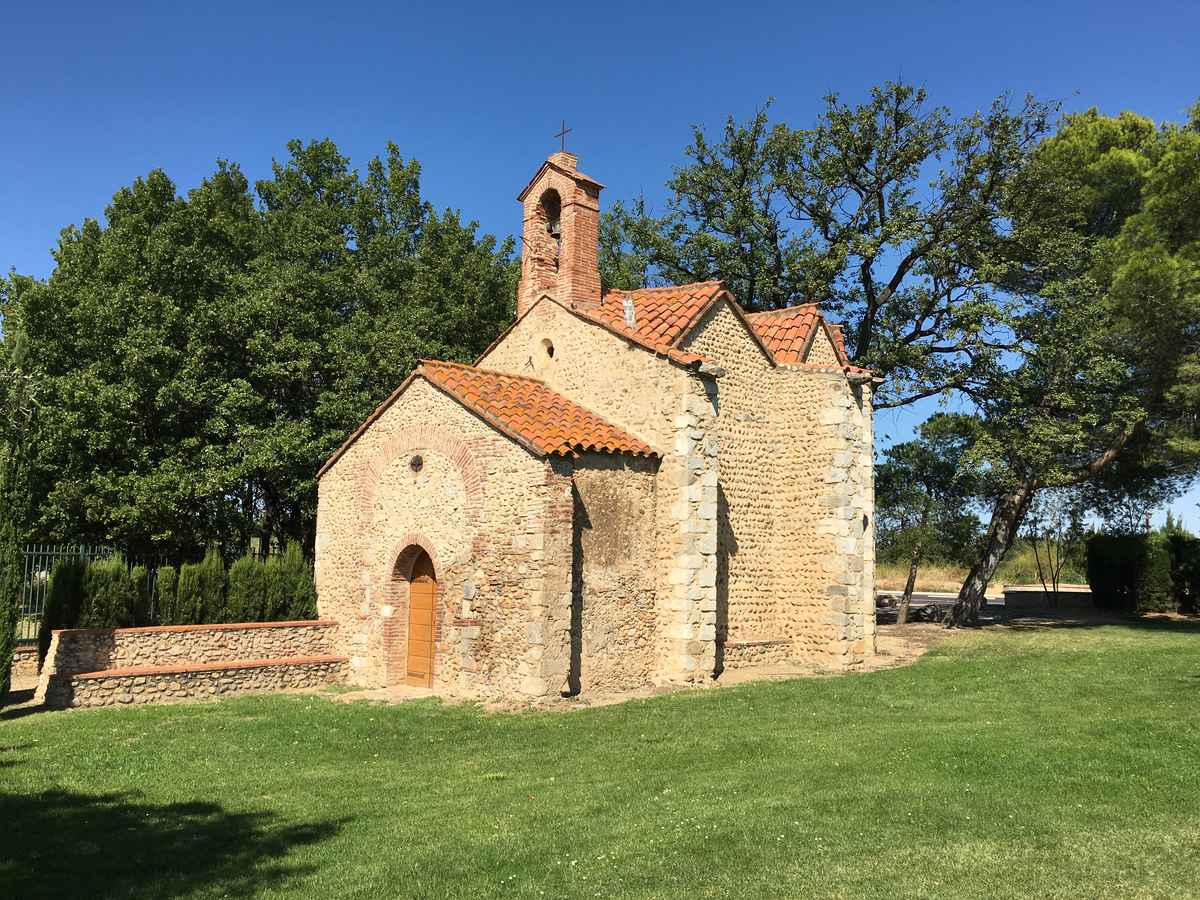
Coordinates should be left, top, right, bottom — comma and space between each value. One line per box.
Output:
419, 358, 543, 384
743, 303, 823, 317
605, 279, 725, 296
568, 303, 709, 366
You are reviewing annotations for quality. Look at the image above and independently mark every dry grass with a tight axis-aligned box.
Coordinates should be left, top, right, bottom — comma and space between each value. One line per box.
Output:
876, 561, 969, 593
878, 541, 1088, 595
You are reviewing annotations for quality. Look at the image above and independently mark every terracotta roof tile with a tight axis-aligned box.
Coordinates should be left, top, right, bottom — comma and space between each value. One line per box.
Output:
743, 305, 825, 365
594, 280, 726, 349
420, 360, 657, 458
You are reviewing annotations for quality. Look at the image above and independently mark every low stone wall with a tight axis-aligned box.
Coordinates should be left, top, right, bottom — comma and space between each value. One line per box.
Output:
36, 620, 344, 709
1003, 585, 1095, 615
41, 620, 338, 678
722, 638, 791, 669
46, 657, 347, 709
10, 644, 39, 680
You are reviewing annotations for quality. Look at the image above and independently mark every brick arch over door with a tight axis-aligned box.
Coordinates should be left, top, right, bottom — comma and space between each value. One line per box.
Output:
356, 424, 488, 528
383, 539, 443, 687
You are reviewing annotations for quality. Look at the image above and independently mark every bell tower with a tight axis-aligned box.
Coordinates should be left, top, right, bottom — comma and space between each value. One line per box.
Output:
516, 151, 603, 317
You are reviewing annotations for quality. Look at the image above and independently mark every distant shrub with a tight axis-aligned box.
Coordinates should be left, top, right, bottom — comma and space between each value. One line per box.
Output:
264, 542, 317, 621
156, 565, 179, 624
78, 556, 138, 629
1138, 534, 1176, 613
1087, 533, 1179, 614
226, 554, 267, 623
38, 557, 87, 664
1167, 535, 1200, 614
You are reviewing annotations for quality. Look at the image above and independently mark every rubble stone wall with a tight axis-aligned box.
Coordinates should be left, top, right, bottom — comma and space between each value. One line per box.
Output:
39, 620, 337, 679
571, 454, 659, 693
46, 657, 346, 709
316, 378, 549, 699
680, 300, 876, 668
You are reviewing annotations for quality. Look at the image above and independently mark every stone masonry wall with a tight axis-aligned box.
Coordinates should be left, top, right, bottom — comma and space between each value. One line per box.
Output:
46, 658, 346, 709
40, 621, 337, 679
571, 454, 659, 693
316, 378, 549, 699
681, 300, 875, 668
678, 302, 781, 660
480, 298, 718, 684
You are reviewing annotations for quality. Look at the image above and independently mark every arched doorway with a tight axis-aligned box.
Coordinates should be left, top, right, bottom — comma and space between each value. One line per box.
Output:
403, 549, 437, 687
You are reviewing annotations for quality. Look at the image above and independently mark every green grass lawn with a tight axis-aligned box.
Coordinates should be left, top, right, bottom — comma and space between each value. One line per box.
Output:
3, 621, 1199, 899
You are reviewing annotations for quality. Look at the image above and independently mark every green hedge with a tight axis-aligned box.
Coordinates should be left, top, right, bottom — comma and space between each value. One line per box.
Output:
227, 554, 267, 622
78, 556, 140, 629
265, 542, 317, 621
38, 557, 87, 664
0, 518, 20, 704
156, 565, 180, 624
1086, 533, 1186, 614
32, 546, 318, 649
1168, 534, 1200, 614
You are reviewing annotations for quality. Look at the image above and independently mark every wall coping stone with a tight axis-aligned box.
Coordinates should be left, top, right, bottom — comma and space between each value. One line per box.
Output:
71, 655, 347, 680
53, 620, 337, 638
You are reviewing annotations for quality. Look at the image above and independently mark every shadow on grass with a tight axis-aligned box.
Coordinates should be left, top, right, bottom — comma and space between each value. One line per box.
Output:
994, 612, 1200, 634
0, 789, 343, 899
0, 687, 41, 721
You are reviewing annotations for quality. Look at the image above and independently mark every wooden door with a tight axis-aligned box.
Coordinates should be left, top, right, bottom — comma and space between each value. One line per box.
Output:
406, 552, 436, 687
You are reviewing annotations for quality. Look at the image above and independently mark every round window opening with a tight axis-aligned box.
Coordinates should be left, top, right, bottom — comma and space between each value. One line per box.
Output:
409, 454, 424, 473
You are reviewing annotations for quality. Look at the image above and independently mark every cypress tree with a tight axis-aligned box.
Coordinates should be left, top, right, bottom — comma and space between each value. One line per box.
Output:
156, 565, 179, 624
176, 562, 203, 625
197, 543, 227, 623
226, 554, 267, 623
38, 556, 87, 664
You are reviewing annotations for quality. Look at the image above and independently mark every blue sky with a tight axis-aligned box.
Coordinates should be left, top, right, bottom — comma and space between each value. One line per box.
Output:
3, 0, 1199, 524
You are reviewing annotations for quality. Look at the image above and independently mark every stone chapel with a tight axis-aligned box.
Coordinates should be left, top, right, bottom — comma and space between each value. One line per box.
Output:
313, 150, 877, 701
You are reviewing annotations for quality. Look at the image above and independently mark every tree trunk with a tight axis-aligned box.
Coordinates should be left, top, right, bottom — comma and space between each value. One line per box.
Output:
898, 543, 921, 625
947, 479, 1037, 626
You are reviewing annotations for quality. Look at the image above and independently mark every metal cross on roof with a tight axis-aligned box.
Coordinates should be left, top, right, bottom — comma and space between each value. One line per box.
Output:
554, 120, 572, 152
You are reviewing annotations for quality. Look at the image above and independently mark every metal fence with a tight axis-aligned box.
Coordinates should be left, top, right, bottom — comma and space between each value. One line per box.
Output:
15, 543, 174, 643
18, 544, 114, 642
15, 542, 282, 642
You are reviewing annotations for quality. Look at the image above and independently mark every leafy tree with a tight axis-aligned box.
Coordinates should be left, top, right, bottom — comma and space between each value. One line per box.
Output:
875, 413, 983, 623
1, 139, 517, 556
947, 105, 1200, 624
602, 84, 1055, 407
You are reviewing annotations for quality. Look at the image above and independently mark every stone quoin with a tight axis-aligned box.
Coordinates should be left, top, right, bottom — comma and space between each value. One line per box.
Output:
314, 149, 877, 701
